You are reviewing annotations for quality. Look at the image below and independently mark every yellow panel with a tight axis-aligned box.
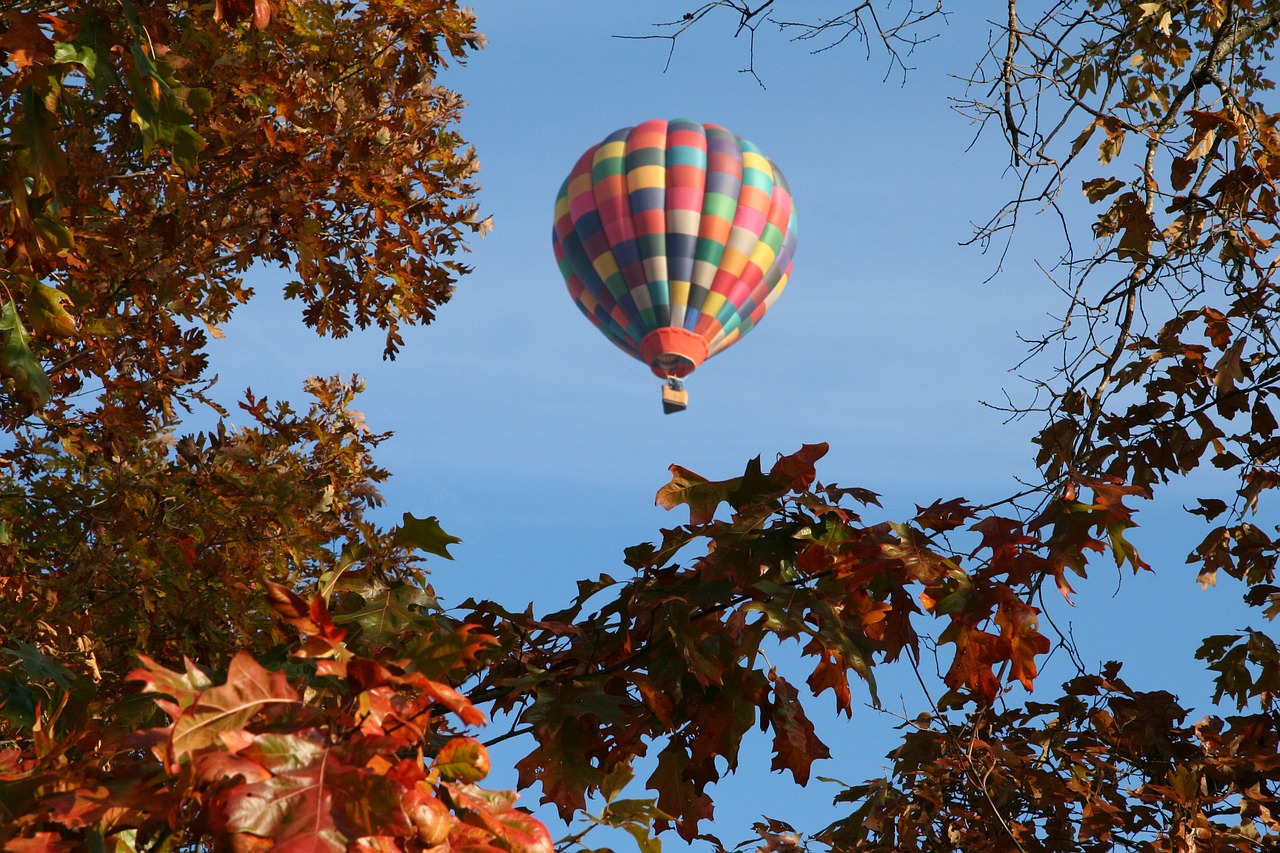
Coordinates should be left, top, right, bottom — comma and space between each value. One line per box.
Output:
592, 252, 620, 281
747, 242, 778, 272
741, 151, 772, 176
596, 140, 627, 162
718, 246, 749, 277
669, 279, 691, 307
627, 165, 667, 190
568, 172, 595, 199
701, 291, 727, 317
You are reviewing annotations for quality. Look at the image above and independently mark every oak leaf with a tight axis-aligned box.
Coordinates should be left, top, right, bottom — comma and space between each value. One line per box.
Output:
168, 652, 300, 764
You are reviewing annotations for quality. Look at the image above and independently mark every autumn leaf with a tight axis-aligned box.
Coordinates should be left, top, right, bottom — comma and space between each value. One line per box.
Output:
168, 652, 301, 763
219, 733, 347, 852
26, 284, 76, 338
393, 513, 461, 559
433, 737, 491, 782
1082, 177, 1125, 203
993, 596, 1051, 690
404, 789, 454, 847
646, 745, 714, 840
463, 805, 554, 853
266, 581, 347, 645
331, 772, 413, 842
765, 676, 831, 785
655, 464, 735, 525
1, 832, 77, 853
129, 654, 214, 716
938, 619, 1009, 701
1211, 337, 1247, 394
1097, 116, 1126, 164
913, 497, 975, 533
765, 443, 828, 492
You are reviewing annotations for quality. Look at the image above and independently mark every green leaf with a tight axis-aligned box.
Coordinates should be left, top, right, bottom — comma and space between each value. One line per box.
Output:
622, 821, 663, 853
4, 639, 76, 689
171, 124, 206, 175
185, 86, 213, 114
12, 85, 66, 194
393, 512, 460, 559
0, 669, 43, 728
334, 579, 434, 639
0, 302, 51, 405
53, 41, 100, 77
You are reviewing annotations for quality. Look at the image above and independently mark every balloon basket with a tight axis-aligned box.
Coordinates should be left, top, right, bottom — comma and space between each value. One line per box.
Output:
662, 377, 688, 414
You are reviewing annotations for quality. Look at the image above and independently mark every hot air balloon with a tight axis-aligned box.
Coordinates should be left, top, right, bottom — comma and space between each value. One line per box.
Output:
552, 119, 798, 413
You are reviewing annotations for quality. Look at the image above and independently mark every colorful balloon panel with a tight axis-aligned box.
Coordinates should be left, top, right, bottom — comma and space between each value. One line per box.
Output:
552, 119, 797, 380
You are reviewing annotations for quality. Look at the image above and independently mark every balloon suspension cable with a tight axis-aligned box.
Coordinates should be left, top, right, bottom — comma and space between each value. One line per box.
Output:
661, 376, 688, 415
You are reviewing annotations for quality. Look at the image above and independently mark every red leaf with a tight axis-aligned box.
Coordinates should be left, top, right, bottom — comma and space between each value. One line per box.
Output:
646, 745, 714, 841
424, 678, 486, 727
434, 737, 491, 782
804, 644, 853, 717
994, 595, 1051, 690
767, 443, 828, 492
196, 751, 272, 786
463, 807, 554, 853
405, 788, 454, 847
938, 620, 1009, 700
266, 582, 347, 644
969, 516, 1036, 571
170, 652, 300, 763
129, 654, 214, 713
348, 660, 485, 728
220, 734, 347, 852
265, 581, 320, 634
914, 498, 976, 533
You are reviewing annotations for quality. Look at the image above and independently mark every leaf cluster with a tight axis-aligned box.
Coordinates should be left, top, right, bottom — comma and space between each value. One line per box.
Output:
465, 446, 1158, 843
2, 580, 551, 852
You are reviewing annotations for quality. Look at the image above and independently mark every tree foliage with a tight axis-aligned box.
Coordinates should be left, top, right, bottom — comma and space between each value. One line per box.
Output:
3, 1, 1280, 852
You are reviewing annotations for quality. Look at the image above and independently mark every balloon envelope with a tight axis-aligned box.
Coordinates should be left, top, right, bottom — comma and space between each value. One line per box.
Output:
552, 119, 797, 382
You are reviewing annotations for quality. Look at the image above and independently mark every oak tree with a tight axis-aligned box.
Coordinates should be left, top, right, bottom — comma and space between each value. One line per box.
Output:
608, 3, 1280, 851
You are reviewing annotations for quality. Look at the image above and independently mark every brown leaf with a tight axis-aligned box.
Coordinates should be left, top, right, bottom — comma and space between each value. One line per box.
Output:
1171, 156, 1196, 190
1097, 117, 1126, 164
1211, 337, 1246, 394
655, 464, 733, 526
1082, 177, 1125, 203
2, 832, 78, 853
265, 581, 320, 635
1201, 307, 1232, 349
0, 11, 56, 68
766, 676, 830, 785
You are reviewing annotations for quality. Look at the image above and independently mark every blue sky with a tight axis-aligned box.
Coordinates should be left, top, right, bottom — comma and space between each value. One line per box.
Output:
206, 3, 1258, 845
